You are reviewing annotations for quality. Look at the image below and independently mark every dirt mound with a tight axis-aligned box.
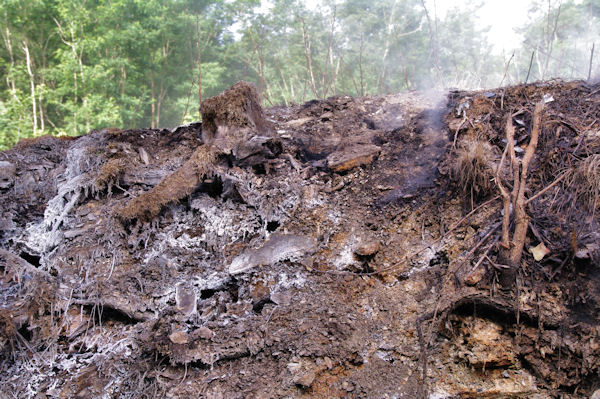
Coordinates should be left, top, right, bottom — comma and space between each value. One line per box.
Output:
0, 80, 599, 398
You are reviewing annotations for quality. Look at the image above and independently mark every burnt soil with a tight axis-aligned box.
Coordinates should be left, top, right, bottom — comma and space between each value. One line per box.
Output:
1, 80, 599, 398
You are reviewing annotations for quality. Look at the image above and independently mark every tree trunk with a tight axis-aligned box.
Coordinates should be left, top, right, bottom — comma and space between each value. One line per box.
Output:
2, 27, 21, 140
157, 83, 167, 128
22, 40, 37, 136
1, 27, 18, 94
156, 40, 171, 128
300, 17, 318, 99
276, 61, 290, 106
496, 101, 544, 286
121, 66, 126, 98
323, 4, 336, 98
542, 0, 562, 79
150, 73, 156, 129
71, 26, 89, 132
290, 75, 296, 99
253, 33, 267, 101
333, 57, 341, 95
38, 85, 44, 133
196, 16, 202, 120
55, 18, 83, 134
378, 0, 398, 92
359, 31, 365, 96
420, 0, 442, 87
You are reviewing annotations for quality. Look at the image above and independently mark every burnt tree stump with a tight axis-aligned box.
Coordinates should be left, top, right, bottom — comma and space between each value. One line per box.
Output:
118, 82, 281, 223
201, 81, 280, 165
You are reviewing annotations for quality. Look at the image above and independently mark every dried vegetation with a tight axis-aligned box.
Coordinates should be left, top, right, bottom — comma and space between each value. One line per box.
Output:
566, 153, 600, 211
450, 138, 497, 198
94, 158, 127, 194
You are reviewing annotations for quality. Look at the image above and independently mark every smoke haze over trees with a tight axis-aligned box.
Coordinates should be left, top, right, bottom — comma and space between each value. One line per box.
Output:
0, 0, 598, 149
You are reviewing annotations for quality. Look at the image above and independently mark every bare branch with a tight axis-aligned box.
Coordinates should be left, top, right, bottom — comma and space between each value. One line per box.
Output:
509, 100, 544, 266
496, 130, 511, 250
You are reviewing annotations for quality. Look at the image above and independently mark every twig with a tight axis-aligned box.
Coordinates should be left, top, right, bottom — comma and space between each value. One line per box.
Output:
515, 273, 521, 328
431, 195, 500, 250
549, 255, 570, 280
115, 183, 133, 197
107, 253, 116, 280
525, 171, 567, 204
588, 87, 600, 97
471, 240, 497, 272
129, 87, 145, 129
266, 305, 278, 323
458, 222, 501, 271
525, 50, 535, 84
181, 78, 196, 124
452, 115, 468, 149
282, 153, 302, 172
529, 223, 546, 246
485, 255, 510, 269
587, 43, 595, 82
15, 330, 35, 354
178, 363, 188, 387
496, 132, 512, 250
500, 52, 515, 87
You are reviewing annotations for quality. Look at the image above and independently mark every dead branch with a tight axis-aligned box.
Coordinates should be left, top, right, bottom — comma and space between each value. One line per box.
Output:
495, 101, 545, 285
452, 115, 467, 149
525, 170, 567, 204
496, 128, 511, 250
454, 222, 501, 280
510, 101, 544, 266
471, 240, 498, 273
463, 222, 502, 264
525, 50, 535, 83
588, 43, 595, 82
499, 52, 515, 87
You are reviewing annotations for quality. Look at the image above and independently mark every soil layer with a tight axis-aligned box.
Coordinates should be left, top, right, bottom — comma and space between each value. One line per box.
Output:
0, 80, 599, 398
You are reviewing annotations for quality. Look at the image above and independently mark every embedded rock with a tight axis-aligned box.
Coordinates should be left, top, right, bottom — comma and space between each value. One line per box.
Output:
327, 144, 381, 172
355, 240, 381, 257
0, 161, 16, 188
229, 234, 317, 275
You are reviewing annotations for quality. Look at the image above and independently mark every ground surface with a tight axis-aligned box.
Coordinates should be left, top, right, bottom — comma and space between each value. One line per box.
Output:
0, 80, 599, 398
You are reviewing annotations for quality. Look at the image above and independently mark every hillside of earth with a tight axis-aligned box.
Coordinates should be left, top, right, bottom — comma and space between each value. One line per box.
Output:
0, 80, 599, 398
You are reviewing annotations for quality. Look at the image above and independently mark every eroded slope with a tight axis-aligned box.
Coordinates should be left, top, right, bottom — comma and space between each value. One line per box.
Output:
0, 81, 599, 398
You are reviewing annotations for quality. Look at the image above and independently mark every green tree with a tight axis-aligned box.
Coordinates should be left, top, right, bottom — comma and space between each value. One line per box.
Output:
0, 0, 510, 151
517, 0, 599, 81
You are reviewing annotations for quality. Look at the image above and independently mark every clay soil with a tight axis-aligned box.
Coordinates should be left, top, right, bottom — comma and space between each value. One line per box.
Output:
0, 80, 599, 398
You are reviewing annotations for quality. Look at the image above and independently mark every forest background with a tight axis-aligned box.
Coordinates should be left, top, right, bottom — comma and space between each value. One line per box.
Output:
0, 0, 598, 149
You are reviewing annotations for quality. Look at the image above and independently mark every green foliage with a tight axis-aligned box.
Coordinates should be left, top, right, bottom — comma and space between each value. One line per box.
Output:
0, 0, 236, 149
3, 0, 582, 151
512, 0, 599, 83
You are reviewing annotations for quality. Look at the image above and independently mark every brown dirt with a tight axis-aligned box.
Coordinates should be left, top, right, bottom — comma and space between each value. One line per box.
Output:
0, 80, 599, 398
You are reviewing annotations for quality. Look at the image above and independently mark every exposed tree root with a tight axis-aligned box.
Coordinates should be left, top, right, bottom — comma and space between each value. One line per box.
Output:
117, 146, 217, 222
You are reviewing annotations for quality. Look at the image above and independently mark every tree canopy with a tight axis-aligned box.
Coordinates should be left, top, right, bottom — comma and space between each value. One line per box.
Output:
0, 0, 598, 149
